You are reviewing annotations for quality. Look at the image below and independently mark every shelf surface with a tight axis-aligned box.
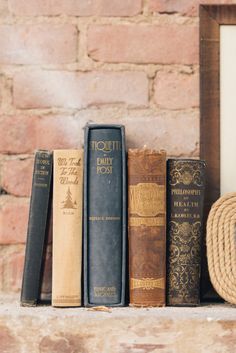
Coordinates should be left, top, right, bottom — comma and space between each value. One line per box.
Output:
0, 295, 235, 353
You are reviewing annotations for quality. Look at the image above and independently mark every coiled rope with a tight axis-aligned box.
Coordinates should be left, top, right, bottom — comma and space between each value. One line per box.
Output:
207, 192, 236, 304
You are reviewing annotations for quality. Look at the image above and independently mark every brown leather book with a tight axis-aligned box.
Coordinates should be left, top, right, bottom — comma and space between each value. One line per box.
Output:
52, 150, 83, 307
128, 149, 166, 307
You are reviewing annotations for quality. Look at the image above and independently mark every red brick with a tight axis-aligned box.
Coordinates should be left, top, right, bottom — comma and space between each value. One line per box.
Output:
0, 111, 199, 156
0, 116, 36, 154
1, 157, 34, 197
88, 25, 198, 64
9, 0, 142, 16
149, 0, 234, 17
0, 24, 77, 65
0, 77, 2, 107
77, 111, 199, 156
0, 1, 9, 17
3, 250, 25, 292
154, 71, 199, 110
0, 115, 80, 154
0, 256, 4, 291
0, 0, 10, 19
0, 196, 29, 244
0, 325, 19, 352
13, 70, 148, 109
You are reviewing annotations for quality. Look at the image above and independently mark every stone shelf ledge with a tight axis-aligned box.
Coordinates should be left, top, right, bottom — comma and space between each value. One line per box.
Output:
0, 295, 235, 353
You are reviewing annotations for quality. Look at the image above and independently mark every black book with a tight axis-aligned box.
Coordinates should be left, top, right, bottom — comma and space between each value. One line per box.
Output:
21, 150, 53, 306
166, 159, 206, 306
83, 125, 127, 307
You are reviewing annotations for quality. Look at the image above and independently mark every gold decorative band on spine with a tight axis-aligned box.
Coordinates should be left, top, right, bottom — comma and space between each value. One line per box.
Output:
207, 192, 236, 304
129, 217, 165, 227
129, 183, 165, 217
130, 277, 165, 290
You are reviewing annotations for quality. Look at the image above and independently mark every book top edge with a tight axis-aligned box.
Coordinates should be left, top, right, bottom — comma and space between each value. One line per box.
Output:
128, 148, 166, 156
85, 124, 125, 130
167, 158, 206, 164
35, 150, 52, 154
53, 149, 83, 153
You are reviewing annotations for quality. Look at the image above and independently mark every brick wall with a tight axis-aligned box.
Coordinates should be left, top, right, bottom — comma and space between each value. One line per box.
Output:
0, 0, 234, 294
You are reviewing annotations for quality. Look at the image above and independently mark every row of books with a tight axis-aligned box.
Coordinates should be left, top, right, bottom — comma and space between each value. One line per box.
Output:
21, 124, 205, 307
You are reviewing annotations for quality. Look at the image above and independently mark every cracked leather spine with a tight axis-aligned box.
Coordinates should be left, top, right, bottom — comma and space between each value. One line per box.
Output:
128, 149, 166, 307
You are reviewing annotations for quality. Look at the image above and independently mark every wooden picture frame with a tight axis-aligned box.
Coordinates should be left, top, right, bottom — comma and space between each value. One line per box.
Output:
200, 4, 236, 210
200, 5, 236, 300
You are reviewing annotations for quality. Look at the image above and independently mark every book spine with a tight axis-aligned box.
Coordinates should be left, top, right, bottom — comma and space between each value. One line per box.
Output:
21, 150, 52, 306
40, 213, 53, 303
128, 149, 166, 307
84, 125, 126, 307
167, 159, 206, 306
52, 150, 83, 307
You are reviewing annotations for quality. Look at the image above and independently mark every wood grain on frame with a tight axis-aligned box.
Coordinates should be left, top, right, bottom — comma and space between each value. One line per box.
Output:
200, 5, 236, 300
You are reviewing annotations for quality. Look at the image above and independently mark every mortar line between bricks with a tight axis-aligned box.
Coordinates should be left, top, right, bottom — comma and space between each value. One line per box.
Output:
0, 107, 200, 116
0, 64, 200, 72
0, 14, 199, 26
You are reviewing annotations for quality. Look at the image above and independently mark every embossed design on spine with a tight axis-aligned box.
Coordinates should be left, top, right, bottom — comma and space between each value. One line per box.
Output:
129, 183, 165, 217
130, 278, 165, 291
169, 161, 205, 187
167, 159, 206, 306
61, 187, 77, 209
128, 149, 166, 307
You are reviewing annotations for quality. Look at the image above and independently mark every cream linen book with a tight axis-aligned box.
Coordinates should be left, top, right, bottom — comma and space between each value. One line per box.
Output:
52, 150, 83, 307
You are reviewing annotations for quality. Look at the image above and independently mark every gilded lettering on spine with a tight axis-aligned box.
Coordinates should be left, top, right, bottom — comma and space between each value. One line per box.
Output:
129, 183, 165, 217
52, 150, 83, 307
167, 159, 205, 305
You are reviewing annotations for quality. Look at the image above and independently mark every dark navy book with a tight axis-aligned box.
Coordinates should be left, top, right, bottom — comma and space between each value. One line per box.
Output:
21, 150, 52, 306
83, 125, 127, 306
